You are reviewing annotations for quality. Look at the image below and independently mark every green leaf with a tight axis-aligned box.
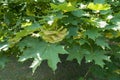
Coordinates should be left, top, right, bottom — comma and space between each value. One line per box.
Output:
85, 50, 110, 67
100, 9, 112, 15
18, 37, 67, 72
79, 77, 84, 80
0, 42, 9, 51
9, 22, 41, 46
79, 39, 89, 45
90, 65, 106, 79
111, 18, 120, 24
67, 27, 78, 38
71, 10, 85, 17
110, 45, 120, 59
94, 0, 105, 4
105, 25, 117, 29
30, 58, 42, 73
110, 16, 120, 31
50, 2, 77, 12
84, 29, 101, 40
95, 37, 110, 49
57, 0, 65, 3
87, 3, 110, 10
67, 45, 90, 64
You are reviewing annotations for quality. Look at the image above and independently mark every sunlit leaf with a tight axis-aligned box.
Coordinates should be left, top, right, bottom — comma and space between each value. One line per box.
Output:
50, 2, 77, 12
40, 26, 68, 43
0, 42, 9, 51
87, 3, 110, 10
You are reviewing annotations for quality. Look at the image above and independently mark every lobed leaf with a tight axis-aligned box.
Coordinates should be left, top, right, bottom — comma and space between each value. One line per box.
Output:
18, 37, 67, 72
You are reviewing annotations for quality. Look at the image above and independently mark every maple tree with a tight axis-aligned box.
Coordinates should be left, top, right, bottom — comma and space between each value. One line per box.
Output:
0, 0, 120, 80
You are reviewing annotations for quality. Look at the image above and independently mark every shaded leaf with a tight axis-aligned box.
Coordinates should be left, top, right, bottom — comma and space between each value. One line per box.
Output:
9, 22, 41, 46
79, 39, 89, 45
71, 10, 85, 17
85, 50, 110, 67
84, 29, 101, 40
94, 0, 105, 4
67, 27, 78, 38
95, 37, 110, 49
67, 45, 90, 64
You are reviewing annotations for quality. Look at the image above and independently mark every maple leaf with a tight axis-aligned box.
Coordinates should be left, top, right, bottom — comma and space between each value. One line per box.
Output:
67, 45, 90, 64
30, 58, 41, 73
84, 29, 101, 40
17, 37, 67, 73
95, 37, 110, 49
8, 22, 41, 46
85, 50, 110, 67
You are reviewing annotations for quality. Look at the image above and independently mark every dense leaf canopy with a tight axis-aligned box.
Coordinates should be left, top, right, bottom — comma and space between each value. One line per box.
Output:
0, 0, 120, 79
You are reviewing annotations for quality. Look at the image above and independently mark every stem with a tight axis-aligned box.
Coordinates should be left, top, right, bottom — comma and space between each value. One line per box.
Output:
83, 63, 94, 80
84, 68, 91, 80
89, 42, 94, 54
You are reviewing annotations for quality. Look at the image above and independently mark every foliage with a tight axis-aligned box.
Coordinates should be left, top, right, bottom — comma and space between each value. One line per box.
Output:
0, 0, 120, 79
